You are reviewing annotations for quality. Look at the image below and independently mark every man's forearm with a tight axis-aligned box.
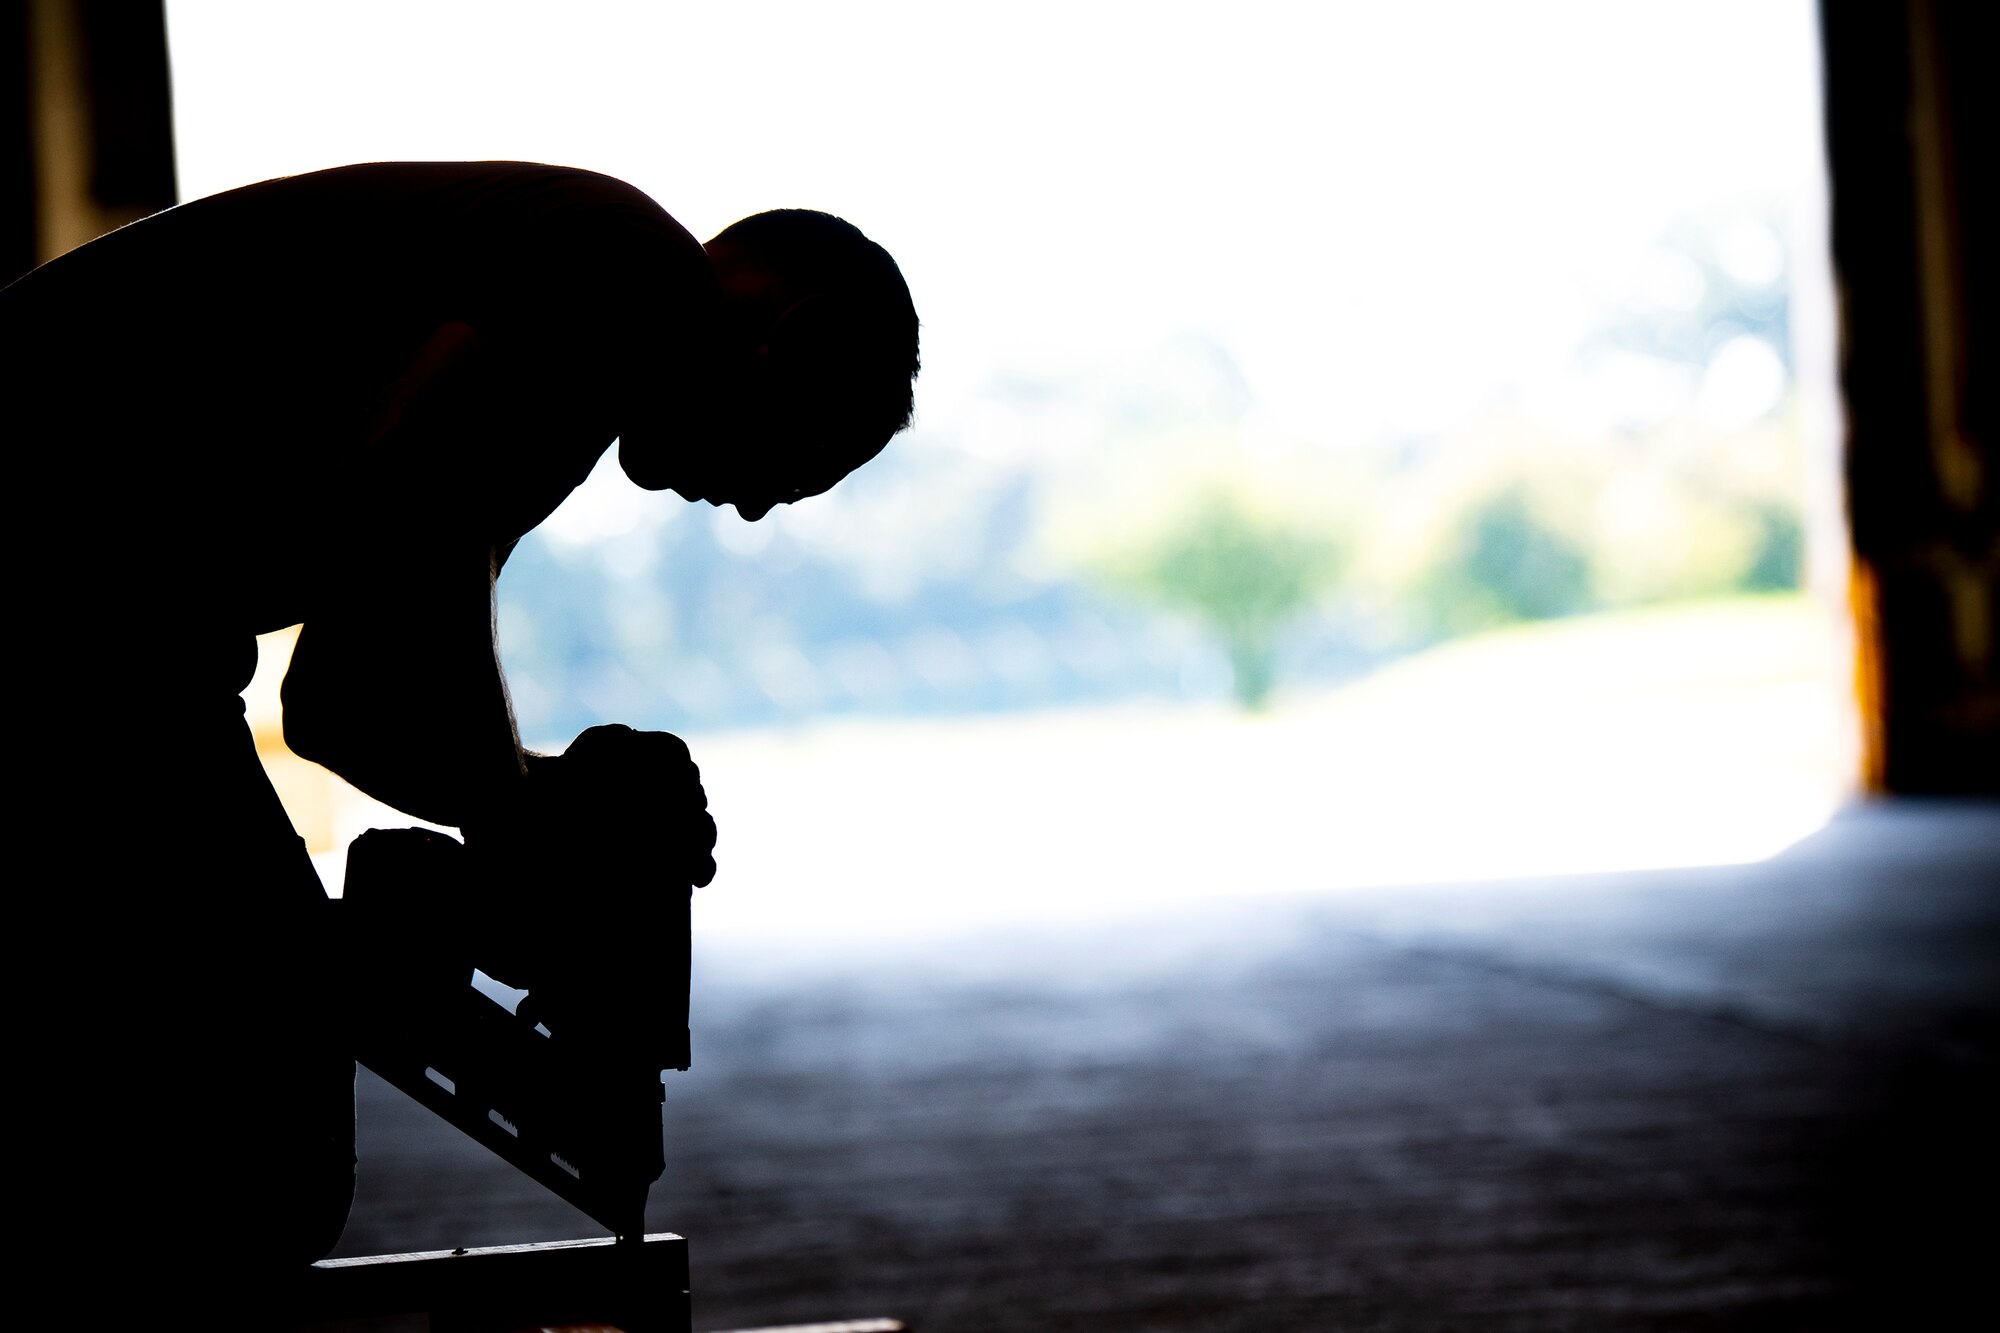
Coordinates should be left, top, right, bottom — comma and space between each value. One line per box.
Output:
285, 645, 528, 829
282, 549, 530, 830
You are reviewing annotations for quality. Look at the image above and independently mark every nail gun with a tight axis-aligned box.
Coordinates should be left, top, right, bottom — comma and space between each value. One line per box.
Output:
338, 821, 692, 1240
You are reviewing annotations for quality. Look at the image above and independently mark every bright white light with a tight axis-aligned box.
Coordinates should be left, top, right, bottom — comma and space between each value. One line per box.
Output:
165, 0, 1823, 455
1716, 219, 1788, 287
188, 4, 1840, 923
1637, 249, 1709, 313
685, 602, 1846, 947
1699, 335, 1788, 429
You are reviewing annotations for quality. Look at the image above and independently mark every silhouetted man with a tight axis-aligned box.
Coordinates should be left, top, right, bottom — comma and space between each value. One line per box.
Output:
3, 161, 917, 1294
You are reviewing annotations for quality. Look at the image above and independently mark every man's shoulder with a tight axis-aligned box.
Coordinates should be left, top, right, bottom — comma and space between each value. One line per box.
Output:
219, 161, 687, 237
198, 161, 711, 314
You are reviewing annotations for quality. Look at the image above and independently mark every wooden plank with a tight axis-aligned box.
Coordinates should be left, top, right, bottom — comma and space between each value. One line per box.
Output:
279, 1233, 688, 1333
708, 1324, 905, 1333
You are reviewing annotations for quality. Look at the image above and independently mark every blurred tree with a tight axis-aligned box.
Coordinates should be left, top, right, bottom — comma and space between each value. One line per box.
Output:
1107, 490, 1342, 708
1741, 498, 1805, 592
1421, 483, 1594, 634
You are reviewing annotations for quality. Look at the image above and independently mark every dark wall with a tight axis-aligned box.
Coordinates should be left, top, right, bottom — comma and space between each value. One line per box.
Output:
77, 0, 176, 214
1823, 0, 1998, 792
7, 0, 176, 284
3, 2, 34, 281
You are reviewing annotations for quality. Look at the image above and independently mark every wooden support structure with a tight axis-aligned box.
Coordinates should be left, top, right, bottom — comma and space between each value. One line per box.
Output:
1822, 0, 1998, 791
275, 1233, 690, 1333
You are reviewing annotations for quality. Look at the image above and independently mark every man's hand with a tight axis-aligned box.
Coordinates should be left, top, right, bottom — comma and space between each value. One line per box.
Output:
535, 724, 718, 892
461, 724, 715, 1010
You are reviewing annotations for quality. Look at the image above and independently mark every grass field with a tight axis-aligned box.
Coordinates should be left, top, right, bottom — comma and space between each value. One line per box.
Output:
267, 594, 1857, 946
680, 594, 1855, 946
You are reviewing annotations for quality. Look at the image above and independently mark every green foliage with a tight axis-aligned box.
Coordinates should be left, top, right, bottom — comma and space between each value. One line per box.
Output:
1420, 483, 1594, 635
1109, 490, 1343, 708
1742, 500, 1805, 592
1390, 433, 1806, 641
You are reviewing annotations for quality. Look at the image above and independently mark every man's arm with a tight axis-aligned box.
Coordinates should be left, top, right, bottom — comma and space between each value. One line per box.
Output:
283, 536, 527, 829
278, 317, 717, 898
281, 321, 546, 829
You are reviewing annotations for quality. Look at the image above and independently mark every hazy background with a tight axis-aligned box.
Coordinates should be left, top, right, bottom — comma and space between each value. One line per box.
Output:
169, 0, 1850, 944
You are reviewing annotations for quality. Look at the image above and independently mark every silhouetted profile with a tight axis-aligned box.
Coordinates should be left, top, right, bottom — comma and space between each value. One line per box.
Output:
2, 161, 917, 1317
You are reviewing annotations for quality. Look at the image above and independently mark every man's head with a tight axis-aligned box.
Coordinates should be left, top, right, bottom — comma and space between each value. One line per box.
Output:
632, 208, 919, 520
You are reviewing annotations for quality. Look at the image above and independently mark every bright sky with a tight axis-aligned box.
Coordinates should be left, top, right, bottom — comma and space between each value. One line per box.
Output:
165, 0, 1823, 449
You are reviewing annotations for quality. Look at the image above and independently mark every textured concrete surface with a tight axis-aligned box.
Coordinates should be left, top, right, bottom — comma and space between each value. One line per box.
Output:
332, 799, 1999, 1330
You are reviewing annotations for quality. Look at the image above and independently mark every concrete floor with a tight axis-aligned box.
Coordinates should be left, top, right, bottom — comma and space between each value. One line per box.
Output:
331, 799, 2000, 1331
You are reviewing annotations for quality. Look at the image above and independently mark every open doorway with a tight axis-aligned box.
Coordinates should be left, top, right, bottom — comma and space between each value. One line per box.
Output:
168, 0, 1848, 946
